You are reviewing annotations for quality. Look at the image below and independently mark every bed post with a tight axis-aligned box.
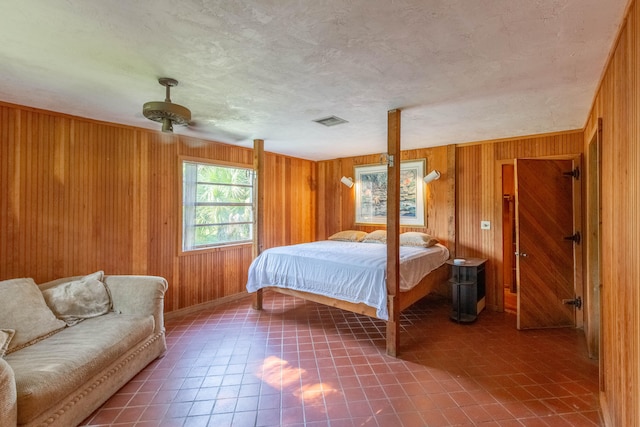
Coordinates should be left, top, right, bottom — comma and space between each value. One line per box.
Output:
253, 139, 265, 310
386, 109, 401, 357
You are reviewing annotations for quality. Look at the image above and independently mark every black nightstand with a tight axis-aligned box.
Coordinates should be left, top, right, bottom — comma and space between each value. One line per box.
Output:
447, 258, 487, 323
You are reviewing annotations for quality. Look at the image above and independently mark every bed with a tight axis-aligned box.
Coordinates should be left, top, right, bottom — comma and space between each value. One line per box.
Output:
249, 110, 454, 356
247, 236, 450, 354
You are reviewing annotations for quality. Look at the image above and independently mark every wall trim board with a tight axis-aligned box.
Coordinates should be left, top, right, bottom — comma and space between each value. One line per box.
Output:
164, 292, 251, 320
453, 129, 584, 149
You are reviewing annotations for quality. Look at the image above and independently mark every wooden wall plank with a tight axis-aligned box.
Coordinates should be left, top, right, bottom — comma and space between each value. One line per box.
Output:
584, 1, 639, 424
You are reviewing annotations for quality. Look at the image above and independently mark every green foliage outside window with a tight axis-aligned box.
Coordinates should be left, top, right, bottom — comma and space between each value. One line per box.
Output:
183, 161, 253, 250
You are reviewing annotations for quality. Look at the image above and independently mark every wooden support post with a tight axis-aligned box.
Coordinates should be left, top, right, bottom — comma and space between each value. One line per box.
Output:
446, 144, 456, 259
386, 109, 401, 357
252, 139, 265, 310
253, 290, 264, 310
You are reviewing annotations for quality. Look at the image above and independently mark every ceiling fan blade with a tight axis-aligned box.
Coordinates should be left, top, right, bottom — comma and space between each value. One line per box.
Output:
187, 120, 248, 142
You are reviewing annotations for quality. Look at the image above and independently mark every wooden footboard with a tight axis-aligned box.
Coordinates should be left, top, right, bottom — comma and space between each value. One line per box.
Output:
398, 263, 449, 311
261, 287, 380, 318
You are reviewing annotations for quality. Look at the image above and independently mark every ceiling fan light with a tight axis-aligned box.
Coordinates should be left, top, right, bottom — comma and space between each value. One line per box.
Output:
143, 101, 191, 125
161, 117, 173, 133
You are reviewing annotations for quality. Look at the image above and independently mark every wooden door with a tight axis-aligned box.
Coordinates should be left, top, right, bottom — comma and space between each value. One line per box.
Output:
515, 159, 576, 329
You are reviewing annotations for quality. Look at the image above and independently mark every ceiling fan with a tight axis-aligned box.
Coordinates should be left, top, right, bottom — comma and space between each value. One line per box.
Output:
142, 77, 191, 133
142, 78, 248, 144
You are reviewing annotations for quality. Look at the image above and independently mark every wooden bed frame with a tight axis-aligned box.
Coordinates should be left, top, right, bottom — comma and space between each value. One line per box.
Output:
255, 263, 448, 317
251, 110, 452, 357
251, 261, 449, 352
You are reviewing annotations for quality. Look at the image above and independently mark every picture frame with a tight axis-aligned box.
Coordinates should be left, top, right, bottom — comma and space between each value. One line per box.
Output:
354, 159, 425, 226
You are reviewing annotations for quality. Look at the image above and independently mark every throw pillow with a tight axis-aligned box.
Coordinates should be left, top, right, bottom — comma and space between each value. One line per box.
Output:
0, 329, 15, 358
0, 278, 67, 354
400, 232, 439, 248
327, 230, 368, 242
42, 271, 112, 326
362, 230, 387, 244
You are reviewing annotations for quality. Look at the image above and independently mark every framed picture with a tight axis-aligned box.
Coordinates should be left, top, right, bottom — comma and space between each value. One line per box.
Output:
354, 159, 425, 226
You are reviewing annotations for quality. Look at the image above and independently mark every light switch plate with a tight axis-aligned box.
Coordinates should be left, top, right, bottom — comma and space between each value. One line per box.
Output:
481, 220, 491, 230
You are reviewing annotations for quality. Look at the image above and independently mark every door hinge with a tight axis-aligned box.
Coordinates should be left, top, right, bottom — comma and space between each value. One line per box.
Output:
563, 232, 581, 244
563, 167, 580, 180
562, 296, 582, 310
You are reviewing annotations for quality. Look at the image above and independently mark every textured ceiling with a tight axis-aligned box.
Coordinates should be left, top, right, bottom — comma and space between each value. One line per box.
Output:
0, 0, 628, 160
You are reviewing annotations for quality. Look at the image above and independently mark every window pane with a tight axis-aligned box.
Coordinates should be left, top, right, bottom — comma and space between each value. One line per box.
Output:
194, 223, 252, 246
194, 205, 252, 225
196, 165, 252, 186
196, 184, 252, 204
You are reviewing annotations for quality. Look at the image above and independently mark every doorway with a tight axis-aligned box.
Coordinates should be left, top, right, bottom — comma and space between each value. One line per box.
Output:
501, 164, 517, 314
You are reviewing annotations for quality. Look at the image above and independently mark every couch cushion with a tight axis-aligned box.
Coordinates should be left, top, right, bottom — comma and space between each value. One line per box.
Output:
4, 312, 154, 425
0, 278, 67, 354
42, 271, 112, 326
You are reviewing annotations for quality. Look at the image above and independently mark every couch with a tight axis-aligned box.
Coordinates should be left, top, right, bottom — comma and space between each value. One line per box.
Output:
0, 273, 168, 427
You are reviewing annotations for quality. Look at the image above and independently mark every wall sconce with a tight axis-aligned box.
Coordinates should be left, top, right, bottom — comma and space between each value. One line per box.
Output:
423, 170, 441, 184
340, 176, 354, 188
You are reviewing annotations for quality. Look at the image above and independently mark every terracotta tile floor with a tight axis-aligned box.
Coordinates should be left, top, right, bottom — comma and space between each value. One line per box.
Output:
81, 292, 602, 426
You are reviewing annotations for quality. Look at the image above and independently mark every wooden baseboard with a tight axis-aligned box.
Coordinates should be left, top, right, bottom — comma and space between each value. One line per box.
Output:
164, 292, 251, 320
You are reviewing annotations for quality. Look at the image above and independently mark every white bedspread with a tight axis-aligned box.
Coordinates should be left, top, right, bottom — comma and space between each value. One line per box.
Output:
246, 241, 449, 320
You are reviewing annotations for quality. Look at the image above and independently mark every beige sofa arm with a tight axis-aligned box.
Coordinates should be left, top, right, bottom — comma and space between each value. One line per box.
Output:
0, 358, 17, 427
104, 275, 168, 334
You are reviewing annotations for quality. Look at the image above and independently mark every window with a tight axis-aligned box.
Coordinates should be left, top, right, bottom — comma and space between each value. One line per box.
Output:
182, 160, 253, 251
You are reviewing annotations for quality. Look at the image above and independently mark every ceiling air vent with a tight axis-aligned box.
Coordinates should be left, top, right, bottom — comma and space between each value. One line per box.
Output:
313, 115, 348, 127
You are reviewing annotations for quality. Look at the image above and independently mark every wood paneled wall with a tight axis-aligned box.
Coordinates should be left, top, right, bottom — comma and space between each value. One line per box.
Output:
584, 0, 639, 424
316, 145, 456, 250
3, 2, 638, 418
262, 152, 316, 250
0, 102, 316, 313
455, 132, 584, 311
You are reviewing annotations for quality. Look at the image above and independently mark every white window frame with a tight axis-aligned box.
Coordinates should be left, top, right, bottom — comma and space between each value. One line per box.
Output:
181, 158, 254, 252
